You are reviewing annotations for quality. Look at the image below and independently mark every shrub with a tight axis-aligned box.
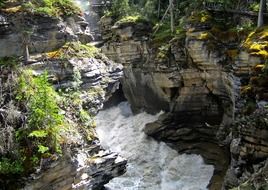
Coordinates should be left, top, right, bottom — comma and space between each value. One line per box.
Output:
0, 57, 19, 69
46, 42, 99, 59
0, 157, 24, 175
22, 0, 81, 17
110, 0, 130, 18
16, 70, 64, 171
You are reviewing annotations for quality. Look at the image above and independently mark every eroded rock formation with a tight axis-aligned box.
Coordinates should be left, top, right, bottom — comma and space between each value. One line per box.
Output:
0, 12, 92, 57
99, 14, 268, 189
0, 9, 126, 190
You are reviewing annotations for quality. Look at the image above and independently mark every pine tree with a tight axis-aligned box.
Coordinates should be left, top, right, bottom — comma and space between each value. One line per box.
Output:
111, 0, 130, 18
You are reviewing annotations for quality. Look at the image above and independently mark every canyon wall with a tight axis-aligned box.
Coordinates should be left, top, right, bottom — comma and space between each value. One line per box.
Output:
100, 14, 268, 189
0, 9, 126, 190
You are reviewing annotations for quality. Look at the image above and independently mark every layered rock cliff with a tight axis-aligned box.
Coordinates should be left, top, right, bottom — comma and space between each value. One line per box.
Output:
0, 4, 126, 190
20, 46, 125, 190
99, 12, 268, 189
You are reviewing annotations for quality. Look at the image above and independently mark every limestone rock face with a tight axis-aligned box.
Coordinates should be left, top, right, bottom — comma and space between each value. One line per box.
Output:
100, 18, 151, 66
28, 54, 123, 115
0, 54, 125, 189
223, 109, 268, 189
23, 144, 127, 190
0, 13, 92, 57
99, 16, 268, 189
0, 12, 125, 189
100, 20, 237, 189
102, 22, 234, 123
102, 40, 149, 65
235, 51, 261, 77
14, 55, 125, 190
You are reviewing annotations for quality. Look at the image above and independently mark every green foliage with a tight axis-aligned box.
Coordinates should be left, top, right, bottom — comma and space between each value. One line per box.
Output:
0, 157, 24, 175
59, 90, 82, 108
79, 109, 93, 127
115, 15, 147, 25
142, 0, 158, 19
243, 26, 268, 58
46, 42, 99, 59
110, 0, 130, 18
153, 25, 173, 44
131, 0, 160, 21
37, 145, 49, 154
22, 0, 81, 17
0, 0, 7, 8
156, 44, 170, 60
0, 56, 19, 69
16, 70, 64, 169
108, 0, 160, 21
187, 10, 212, 24
152, 23, 185, 46
249, 2, 259, 12
58, 89, 96, 142
28, 130, 48, 138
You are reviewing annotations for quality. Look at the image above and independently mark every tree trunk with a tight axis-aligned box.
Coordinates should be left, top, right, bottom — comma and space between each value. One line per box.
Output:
258, 0, 266, 27
169, 0, 174, 33
23, 32, 30, 63
157, 0, 161, 18
24, 43, 29, 63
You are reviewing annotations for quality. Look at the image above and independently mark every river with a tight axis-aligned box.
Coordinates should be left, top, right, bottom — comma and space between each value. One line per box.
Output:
96, 102, 214, 190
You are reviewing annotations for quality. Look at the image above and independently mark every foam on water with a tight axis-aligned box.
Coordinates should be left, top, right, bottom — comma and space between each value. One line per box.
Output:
96, 102, 214, 190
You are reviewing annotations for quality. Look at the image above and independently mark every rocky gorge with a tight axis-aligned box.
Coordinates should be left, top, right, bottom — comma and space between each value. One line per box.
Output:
99, 9, 268, 190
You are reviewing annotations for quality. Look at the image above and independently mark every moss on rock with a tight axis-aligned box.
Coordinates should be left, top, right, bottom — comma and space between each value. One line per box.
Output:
46, 42, 100, 59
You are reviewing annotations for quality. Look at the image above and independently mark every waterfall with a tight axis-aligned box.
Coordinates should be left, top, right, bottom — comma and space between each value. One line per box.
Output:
75, 0, 102, 41
96, 102, 214, 190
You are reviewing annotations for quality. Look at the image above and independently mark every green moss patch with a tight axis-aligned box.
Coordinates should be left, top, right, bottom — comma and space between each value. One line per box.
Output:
46, 42, 99, 59
22, 0, 81, 17
115, 15, 147, 26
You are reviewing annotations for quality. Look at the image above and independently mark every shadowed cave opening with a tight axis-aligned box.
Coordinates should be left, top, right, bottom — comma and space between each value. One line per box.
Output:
103, 83, 127, 109
161, 87, 180, 100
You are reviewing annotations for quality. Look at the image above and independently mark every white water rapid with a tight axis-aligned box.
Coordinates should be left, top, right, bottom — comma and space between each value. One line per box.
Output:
96, 102, 214, 190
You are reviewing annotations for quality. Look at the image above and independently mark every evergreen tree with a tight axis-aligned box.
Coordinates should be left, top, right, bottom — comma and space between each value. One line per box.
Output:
111, 0, 130, 18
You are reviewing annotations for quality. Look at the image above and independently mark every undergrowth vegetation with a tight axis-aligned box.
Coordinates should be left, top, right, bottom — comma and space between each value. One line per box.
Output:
1, 0, 80, 17
46, 42, 99, 59
22, 0, 80, 17
0, 66, 96, 180
15, 70, 64, 172
0, 64, 66, 178
243, 26, 268, 59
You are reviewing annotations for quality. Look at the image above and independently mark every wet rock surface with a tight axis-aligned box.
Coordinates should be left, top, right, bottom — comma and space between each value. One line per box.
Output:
23, 144, 127, 190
